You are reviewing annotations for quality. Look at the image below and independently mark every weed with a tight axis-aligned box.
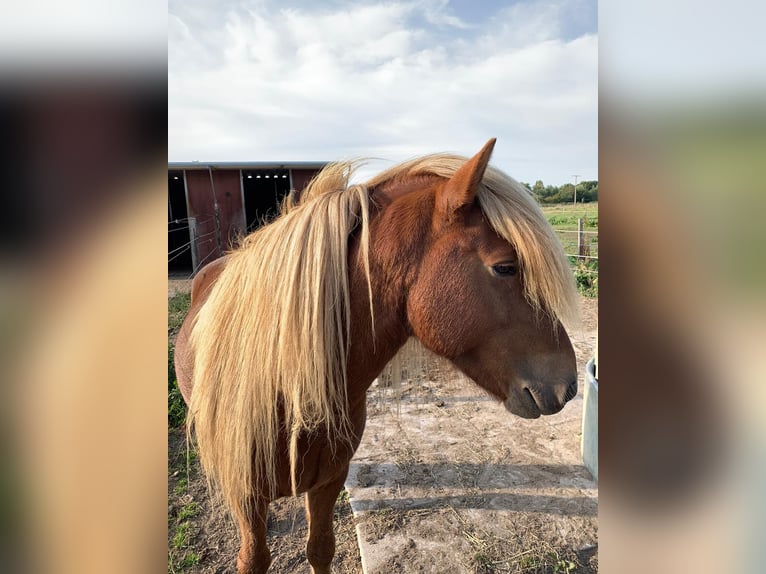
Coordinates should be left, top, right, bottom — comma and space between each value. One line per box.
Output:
173, 477, 188, 495
168, 292, 191, 334
570, 257, 598, 297
178, 502, 199, 522
474, 550, 495, 572
168, 376, 187, 429
547, 214, 578, 227
180, 552, 200, 568
543, 204, 599, 298
554, 559, 577, 573
168, 537, 201, 573
518, 553, 541, 569
172, 521, 190, 549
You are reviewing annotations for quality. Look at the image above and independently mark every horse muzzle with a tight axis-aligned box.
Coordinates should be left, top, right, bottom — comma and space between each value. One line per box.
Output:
504, 379, 578, 419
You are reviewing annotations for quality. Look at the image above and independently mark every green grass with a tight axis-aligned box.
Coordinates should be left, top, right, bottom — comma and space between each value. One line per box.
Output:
542, 202, 598, 219
173, 477, 188, 495
169, 292, 192, 428
169, 517, 200, 573
570, 257, 599, 298
168, 291, 200, 573
177, 502, 199, 521
545, 212, 598, 229
169, 292, 192, 334
180, 553, 200, 568
168, 343, 187, 428
542, 203, 599, 297
172, 521, 191, 549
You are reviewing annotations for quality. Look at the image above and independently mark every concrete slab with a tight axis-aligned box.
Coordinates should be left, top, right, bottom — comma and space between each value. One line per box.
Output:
345, 362, 598, 573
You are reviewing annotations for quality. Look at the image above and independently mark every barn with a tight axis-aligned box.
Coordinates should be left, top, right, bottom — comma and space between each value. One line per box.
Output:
168, 162, 327, 273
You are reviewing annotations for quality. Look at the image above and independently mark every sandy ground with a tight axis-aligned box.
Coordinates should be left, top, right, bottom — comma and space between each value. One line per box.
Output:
169, 275, 192, 298
168, 293, 597, 574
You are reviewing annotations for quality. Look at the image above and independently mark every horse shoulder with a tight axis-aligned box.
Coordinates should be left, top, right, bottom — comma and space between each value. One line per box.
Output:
190, 255, 229, 305
175, 255, 229, 405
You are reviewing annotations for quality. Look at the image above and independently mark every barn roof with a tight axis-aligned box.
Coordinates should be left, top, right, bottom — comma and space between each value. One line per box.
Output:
168, 161, 329, 171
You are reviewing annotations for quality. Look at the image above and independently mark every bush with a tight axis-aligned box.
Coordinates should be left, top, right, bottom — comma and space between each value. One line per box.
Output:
569, 257, 598, 297
546, 214, 598, 228
546, 214, 572, 226
583, 217, 598, 228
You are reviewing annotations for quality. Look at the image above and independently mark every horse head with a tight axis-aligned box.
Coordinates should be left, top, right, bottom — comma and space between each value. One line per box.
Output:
374, 139, 578, 418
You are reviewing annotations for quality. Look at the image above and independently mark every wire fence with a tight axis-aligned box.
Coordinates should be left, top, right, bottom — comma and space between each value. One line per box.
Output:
556, 229, 599, 266
553, 219, 599, 296
168, 211, 225, 278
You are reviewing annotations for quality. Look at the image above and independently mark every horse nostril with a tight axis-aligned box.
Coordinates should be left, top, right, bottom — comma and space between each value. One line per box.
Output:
564, 380, 578, 402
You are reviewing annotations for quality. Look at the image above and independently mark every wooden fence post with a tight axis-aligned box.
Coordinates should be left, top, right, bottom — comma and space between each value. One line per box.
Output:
577, 218, 584, 260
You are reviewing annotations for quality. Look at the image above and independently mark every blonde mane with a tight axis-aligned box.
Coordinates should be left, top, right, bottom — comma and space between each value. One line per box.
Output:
188, 163, 373, 523
187, 153, 577, 527
367, 154, 579, 327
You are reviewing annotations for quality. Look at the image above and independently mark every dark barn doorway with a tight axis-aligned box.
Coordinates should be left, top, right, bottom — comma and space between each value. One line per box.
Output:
168, 171, 193, 272
242, 169, 291, 234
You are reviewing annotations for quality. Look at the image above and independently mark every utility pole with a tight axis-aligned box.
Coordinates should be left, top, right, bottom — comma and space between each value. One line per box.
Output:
572, 175, 580, 206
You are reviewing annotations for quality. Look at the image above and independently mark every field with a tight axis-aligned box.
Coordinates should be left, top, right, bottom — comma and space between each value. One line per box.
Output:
542, 202, 598, 257
541, 202, 598, 227
542, 203, 598, 298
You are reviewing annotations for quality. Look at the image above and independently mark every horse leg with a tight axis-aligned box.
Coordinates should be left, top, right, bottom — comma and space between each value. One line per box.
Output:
236, 497, 271, 574
304, 471, 348, 574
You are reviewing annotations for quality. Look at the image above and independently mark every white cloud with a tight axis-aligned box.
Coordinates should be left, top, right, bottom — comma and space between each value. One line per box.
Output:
169, 0, 597, 184
418, 0, 472, 29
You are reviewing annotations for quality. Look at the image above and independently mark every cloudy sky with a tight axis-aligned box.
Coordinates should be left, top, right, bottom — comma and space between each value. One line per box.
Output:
169, 0, 597, 185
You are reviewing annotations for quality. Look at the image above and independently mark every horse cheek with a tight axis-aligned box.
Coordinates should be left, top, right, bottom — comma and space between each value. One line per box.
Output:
407, 272, 481, 359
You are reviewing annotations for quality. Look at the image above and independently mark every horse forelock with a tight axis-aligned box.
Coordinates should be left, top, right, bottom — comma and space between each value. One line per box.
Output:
366, 153, 580, 329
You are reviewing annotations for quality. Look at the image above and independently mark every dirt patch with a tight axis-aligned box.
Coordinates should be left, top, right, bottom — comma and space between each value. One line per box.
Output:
360, 507, 596, 574
169, 277, 192, 298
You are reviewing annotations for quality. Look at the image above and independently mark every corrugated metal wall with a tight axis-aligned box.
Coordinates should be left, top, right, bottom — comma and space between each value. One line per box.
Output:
290, 169, 320, 197
175, 167, 322, 274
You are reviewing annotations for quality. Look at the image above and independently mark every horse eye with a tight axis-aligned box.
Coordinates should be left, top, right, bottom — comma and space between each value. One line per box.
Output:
492, 263, 518, 277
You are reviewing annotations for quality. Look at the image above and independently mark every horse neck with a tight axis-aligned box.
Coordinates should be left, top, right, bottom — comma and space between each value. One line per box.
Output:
344, 188, 432, 406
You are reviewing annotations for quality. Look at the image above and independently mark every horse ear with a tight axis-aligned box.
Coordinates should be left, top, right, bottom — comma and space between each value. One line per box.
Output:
438, 138, 496, 218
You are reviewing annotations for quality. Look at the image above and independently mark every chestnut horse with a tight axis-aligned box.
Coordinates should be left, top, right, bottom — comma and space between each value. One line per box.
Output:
174, 139, 579, 574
